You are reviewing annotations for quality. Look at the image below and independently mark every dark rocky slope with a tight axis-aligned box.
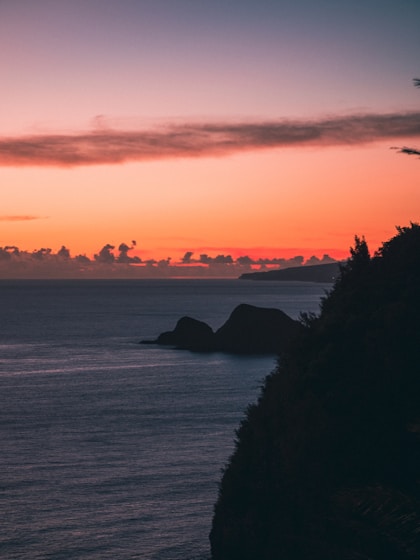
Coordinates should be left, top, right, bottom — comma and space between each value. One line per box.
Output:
155, 316, 215, 351
214, 304, 299, 354
142, 303, 299, 354
210, 224, 420, 559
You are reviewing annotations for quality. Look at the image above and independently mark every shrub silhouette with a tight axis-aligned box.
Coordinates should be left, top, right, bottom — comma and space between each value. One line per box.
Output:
210, 224, 420, 560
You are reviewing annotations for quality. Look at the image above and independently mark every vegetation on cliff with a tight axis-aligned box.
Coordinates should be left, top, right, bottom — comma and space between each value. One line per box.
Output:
210, 224, 420, 559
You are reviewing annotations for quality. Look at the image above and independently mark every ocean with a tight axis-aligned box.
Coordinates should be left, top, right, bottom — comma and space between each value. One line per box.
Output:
0, 279, 329, 559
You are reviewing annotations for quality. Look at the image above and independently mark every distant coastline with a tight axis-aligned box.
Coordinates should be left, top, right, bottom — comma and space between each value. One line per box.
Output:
239, 261, 341, 283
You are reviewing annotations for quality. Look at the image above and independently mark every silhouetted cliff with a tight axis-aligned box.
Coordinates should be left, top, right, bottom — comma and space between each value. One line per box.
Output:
210, 224, 420, 559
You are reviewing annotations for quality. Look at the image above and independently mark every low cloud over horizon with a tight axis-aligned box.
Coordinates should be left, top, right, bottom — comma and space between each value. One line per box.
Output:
0, 242, 339, 279
1, 112, 420, 167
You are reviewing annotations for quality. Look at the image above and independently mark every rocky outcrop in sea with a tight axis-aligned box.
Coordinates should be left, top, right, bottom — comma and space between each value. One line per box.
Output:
141, 303, 300, 354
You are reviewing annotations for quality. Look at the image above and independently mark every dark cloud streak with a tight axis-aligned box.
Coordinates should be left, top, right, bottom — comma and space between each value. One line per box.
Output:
1, 112, 420, 167
0, 215, 45, 221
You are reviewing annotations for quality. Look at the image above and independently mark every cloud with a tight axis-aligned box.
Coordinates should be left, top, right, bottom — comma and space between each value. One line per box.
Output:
1, 112, 420, 167
0, 240, 342, 279
94, 244, 115, 263
182, 251, 194, 263
0, 215, 45, 221
199, 253, 234, 264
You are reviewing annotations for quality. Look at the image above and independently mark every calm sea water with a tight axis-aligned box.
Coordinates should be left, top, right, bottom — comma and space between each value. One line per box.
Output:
0, 279, 329, 559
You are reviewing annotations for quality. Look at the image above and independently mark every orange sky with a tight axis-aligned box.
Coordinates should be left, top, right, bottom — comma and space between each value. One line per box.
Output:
1, 1, 419, 272
2, 141, 418, 263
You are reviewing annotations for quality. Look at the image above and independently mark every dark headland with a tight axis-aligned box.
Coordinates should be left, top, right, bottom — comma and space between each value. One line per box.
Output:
210, 225, 420, 559
240, 261, 341, 283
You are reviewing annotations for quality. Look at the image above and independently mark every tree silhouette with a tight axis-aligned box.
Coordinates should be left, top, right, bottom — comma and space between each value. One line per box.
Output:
210, 224, 420, 560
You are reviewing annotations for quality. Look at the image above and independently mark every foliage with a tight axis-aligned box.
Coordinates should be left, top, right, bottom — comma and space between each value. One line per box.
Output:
210, 224, 420, 559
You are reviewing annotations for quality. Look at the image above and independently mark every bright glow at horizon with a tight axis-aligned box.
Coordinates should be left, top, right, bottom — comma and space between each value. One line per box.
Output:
1, 0, 419, 273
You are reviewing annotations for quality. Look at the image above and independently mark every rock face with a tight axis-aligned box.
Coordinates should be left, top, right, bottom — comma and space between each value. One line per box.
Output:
214, 304, 299, 354
142, 303, 299, 355
156, 316, 215, 352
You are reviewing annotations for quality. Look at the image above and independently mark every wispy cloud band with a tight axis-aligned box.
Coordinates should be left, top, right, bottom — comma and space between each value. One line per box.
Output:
0, 215, 44, 221
1, 112, 419, 167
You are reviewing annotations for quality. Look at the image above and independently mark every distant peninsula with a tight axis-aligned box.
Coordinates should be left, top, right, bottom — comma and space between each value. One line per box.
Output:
240, 261, 341, 282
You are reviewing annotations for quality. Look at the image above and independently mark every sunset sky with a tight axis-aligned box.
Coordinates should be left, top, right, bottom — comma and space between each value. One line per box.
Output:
1, 0, 420, 271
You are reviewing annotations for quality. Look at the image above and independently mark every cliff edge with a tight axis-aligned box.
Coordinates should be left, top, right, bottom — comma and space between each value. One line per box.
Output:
210, 225, 420, 559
